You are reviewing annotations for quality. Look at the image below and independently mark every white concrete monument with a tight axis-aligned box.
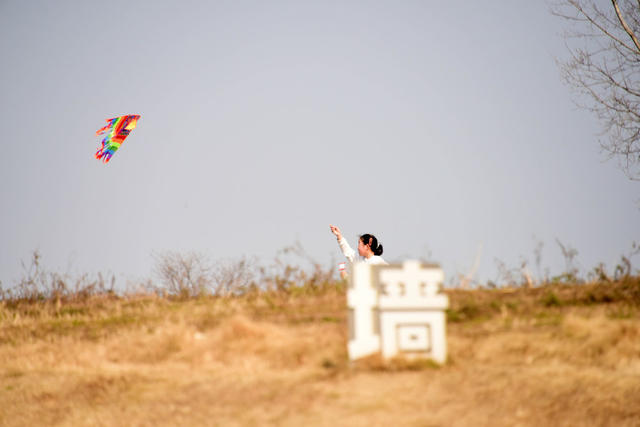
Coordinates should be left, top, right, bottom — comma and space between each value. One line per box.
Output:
347, 260, 449, 364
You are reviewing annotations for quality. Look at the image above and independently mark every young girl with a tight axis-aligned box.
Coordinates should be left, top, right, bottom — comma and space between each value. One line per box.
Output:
329, 224, 388, 266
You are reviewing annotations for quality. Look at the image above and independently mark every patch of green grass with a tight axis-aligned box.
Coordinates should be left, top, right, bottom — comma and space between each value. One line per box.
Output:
542, 291, 562, 307
606, 305, 637, 319
30, 313, 142, 341
446, 302, 488, 323
506, 301, 519, 310
56, 306, 89, 317
321, 358, 337, 369
533, 310, 563, 327
45, 318, 87, 336
97, 314, 138, 328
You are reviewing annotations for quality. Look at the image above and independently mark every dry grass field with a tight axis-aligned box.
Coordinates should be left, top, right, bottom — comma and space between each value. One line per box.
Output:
1, 279, 639, 426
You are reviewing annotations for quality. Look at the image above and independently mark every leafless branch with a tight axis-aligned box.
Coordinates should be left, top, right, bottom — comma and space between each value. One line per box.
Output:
613, 0, 640, 51
553, 0, 640, 180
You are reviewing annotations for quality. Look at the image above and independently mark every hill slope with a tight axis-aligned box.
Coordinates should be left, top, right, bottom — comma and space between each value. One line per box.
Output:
1, 280, 639, 426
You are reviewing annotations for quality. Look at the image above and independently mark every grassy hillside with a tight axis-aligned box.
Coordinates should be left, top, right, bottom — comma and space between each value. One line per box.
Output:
1, 278, 639, 426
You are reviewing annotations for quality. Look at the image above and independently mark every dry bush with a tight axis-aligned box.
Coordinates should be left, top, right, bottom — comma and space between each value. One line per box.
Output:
489, 240, 640, 288
151, 244, 336, 299
153, 251, 214, 298
257, 242, 338, 295
211, 256, 258, 296
0, 251, 116, 304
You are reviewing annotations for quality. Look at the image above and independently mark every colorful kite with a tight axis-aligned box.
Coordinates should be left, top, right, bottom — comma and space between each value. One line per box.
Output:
95, 115, 140, 163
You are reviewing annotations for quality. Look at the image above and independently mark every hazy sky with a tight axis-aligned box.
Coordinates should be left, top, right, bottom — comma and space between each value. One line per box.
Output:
1, 0, 638, 289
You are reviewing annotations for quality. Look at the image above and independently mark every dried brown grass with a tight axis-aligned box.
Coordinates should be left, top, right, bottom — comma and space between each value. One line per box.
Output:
1, 281, 639, 426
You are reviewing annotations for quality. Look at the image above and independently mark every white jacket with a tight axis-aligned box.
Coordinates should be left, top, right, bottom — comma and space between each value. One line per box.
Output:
338, 237, 388, 265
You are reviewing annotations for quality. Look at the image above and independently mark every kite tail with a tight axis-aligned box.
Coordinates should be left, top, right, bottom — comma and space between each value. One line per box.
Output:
95, 137, 115, 163
95, 149, 113, 163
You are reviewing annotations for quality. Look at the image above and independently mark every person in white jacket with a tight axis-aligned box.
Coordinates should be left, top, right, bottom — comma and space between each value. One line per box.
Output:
329, 225, 388, 268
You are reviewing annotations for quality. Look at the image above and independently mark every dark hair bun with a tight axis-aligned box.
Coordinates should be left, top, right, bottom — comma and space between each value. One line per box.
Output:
361, 234, 383, 256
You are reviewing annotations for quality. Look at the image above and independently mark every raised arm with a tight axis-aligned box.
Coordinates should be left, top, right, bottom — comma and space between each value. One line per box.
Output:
330, 224, 356, 263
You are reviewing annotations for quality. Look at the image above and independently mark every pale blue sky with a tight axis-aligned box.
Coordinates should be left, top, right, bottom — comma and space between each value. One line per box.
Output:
1, 0, 638, 288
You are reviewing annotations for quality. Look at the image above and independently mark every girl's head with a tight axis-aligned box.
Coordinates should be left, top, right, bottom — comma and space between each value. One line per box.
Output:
358, 234, 383, 258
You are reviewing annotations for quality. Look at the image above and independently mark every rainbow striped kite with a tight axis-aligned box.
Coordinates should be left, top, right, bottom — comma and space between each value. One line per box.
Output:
95, 115, 140, 163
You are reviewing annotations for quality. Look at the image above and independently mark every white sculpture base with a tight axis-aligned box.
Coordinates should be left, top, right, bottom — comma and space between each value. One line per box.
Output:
347, 260, 449, 364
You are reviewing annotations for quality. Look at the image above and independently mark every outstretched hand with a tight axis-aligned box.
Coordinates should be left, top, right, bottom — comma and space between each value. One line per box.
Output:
329, 224, 342, 240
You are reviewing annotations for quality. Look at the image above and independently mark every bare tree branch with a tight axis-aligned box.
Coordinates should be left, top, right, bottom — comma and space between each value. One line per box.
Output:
553, 0, 640, 180
612, 0, 640, 51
